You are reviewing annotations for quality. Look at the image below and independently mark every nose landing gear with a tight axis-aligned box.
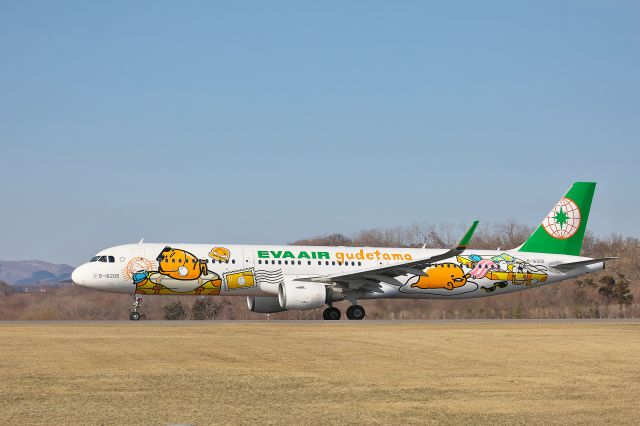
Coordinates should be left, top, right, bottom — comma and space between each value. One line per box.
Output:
130, 295, 143, 321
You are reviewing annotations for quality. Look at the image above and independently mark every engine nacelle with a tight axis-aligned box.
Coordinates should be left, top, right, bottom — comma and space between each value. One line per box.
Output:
247, 296, 284, 313
278, 280, 327, 310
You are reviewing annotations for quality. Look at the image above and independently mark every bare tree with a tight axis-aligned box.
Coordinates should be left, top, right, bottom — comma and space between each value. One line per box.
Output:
163, 302, 187, 320
191, 297, 225, 320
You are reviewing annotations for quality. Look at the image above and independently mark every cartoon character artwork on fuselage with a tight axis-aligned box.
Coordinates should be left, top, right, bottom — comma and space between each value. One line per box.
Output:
399, 253, 548, 296
122, 246, 256, 295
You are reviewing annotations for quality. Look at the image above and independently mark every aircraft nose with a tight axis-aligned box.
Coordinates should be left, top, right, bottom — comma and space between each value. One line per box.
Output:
72, 265, 88, 286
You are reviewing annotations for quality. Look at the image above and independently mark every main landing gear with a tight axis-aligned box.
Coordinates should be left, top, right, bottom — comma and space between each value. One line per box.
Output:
346, 304, 365, 320
322, 304, 366, 320
322, 306, 341, 320
129, 295, 143, 321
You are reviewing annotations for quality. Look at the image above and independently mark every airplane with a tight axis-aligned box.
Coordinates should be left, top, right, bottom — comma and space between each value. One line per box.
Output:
71, 182, 615, 320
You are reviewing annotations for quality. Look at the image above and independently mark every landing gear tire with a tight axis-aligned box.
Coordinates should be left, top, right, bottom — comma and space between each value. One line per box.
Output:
346, 305, 365, 320
130, 294, 143, 321
322, 307, 341, 320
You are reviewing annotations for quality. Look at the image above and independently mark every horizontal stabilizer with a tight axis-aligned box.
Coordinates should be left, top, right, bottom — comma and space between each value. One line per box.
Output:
551, 257, 618, 272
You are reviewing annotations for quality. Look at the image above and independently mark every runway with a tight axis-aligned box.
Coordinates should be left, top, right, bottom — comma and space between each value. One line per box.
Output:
2, 318, 639, 324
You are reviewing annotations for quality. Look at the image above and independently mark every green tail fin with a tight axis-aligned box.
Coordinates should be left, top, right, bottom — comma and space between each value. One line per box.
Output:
518, 182, 596, 256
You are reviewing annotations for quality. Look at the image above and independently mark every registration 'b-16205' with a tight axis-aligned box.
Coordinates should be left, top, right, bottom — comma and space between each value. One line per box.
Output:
72, 182, 616, 320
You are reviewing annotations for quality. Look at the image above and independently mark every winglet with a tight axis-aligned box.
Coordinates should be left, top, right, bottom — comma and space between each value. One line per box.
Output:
456, 221, 479, 250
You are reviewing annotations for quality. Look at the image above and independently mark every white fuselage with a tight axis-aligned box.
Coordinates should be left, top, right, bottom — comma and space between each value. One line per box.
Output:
71, 243, 603, 301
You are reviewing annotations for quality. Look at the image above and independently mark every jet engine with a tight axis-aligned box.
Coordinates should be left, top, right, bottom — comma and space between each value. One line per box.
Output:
278, 280, 327, 310
247, 296, 284, 313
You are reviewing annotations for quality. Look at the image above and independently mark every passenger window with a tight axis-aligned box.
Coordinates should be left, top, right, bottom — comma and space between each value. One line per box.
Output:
358, 262, 361, 266
258, 260, 262, 264
232, 259, 236, 264
284, 260, 288, 265
278, 260, 282, 265
308, 261, 311, 265
318, 261, 321, 265
298, 260, 301, 265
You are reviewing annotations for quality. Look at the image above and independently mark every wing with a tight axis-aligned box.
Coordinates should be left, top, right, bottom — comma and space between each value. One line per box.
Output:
295, 221, 479, 288
550, 257, 618, 272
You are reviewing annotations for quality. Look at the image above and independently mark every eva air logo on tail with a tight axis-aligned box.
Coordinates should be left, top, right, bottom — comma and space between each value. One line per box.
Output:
519, 182, 594, 256
542, 197, 581, 240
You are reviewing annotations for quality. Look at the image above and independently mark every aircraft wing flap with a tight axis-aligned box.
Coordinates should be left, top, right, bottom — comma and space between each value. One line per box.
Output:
341, 279, 385, 292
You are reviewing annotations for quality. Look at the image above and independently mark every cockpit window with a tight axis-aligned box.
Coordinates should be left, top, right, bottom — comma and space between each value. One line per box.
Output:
91, 255, 116, 262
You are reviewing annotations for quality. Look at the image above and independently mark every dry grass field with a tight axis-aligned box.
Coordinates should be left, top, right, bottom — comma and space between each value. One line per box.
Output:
1, 322, 639, 425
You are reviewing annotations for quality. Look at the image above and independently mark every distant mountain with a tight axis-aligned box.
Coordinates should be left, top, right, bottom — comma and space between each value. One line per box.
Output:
0, 260, 75, 286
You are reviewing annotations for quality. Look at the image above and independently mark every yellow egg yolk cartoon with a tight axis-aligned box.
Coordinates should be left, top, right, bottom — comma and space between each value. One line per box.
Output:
157, 247, 207, 280
411, 263, 470, 290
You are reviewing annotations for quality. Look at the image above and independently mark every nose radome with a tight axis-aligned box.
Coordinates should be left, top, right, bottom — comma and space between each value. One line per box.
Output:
72, 265, 86, 285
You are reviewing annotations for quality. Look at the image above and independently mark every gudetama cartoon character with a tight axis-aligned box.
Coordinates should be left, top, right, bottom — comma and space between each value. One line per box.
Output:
156, 246, 208, 280
411, 262, 471, 290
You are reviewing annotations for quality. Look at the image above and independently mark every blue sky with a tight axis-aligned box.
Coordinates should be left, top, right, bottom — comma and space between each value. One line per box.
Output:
1, 1, 639, 265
